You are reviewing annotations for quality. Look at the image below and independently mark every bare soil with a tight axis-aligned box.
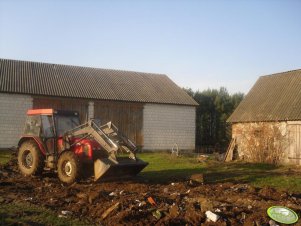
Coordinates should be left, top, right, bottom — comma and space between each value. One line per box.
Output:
0, 157, 300, 226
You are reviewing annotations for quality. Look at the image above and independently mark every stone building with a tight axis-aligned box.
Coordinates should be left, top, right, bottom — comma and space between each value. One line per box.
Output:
0, 59, 198, 151
227, 69, 301, 165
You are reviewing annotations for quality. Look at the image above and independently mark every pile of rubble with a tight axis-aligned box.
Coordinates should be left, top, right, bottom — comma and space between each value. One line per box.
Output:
0, 158, 300, 225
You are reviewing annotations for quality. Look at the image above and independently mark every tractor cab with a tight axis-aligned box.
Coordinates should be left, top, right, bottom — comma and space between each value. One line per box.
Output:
24, 109, 80, 137
23, 109, 84, 154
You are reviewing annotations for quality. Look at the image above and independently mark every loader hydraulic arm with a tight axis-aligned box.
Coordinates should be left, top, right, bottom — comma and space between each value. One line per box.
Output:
63, 120, 137, 160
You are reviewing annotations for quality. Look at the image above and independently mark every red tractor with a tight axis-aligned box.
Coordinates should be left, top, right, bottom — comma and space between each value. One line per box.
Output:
17, 109, 148, 184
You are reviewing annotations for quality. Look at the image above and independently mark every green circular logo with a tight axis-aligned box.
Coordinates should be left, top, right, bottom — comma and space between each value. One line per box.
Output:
267, 206, 299, 224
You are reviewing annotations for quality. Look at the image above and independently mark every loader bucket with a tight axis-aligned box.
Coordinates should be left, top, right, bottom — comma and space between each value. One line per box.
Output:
94, 157, 148, 181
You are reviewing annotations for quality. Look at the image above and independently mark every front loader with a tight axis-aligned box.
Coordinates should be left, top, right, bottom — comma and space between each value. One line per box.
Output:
17, 109, 148, 184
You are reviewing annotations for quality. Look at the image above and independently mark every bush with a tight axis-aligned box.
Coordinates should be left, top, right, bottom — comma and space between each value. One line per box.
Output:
241, 122, 289, 165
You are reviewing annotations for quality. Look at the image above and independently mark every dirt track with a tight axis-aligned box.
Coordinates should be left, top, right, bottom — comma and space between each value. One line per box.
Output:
0, 157, 300, 226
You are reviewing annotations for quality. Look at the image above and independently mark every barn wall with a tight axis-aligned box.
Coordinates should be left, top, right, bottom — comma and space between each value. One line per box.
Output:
94, 100, 144, 147
88, 101, 94, 119
143, 104, 195, 151
0, 93, 196, 151
33, 96, 89, 123
0, 93, 32, 148
286, 121, 301, 165
232, 122, 301, 165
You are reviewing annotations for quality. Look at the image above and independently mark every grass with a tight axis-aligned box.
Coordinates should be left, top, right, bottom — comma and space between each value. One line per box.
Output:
0, 149, 13, 164
138, 152, 205, 182
202, 161, 301, 192
138, 152, 301, 193
1, 150, 301, 192
0, 199, 88, 226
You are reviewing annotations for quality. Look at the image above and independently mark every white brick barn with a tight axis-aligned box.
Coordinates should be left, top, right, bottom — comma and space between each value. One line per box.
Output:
227, 69, 301, 165
0, 59, 197, 151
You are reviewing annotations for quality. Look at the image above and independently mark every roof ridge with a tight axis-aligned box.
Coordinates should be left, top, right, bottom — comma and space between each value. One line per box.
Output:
0, 58, 167, 77
260, 68, 301, 78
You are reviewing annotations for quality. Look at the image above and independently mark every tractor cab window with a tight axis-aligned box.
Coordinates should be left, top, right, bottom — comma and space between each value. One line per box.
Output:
41, 115, 54, 138
55, 115, 80, 136
24, 115, 41, 136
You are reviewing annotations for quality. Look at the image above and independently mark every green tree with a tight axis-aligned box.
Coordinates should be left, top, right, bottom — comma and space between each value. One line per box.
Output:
183, 87, 244, 151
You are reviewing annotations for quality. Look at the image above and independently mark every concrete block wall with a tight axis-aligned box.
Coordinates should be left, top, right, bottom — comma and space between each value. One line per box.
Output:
0, 93, 33, 148
143, 103, 196, 151
88, 101, 94, 120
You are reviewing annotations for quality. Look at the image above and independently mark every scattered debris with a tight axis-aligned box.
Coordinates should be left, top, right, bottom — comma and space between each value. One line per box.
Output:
88, 191, 99, 204
101, 202, 120, 220
170, 192, 180, 199
76, 192, 88, 200
0, 157, 301, 225
109, 192, 117, 197
189, 173, 204, 185
138, 201, 146, 207
240, 212, 246, 223
61, 210, 72, 216
152, 210, 162, 220
196, 154, 209, 162
269, 220, 279, 226
0, 170, 9, 177
205, 210, 220, 222
169, 205, 179, 217
64, 197, 74, 203
192, 196, 213, 212
147, 197, 157, 206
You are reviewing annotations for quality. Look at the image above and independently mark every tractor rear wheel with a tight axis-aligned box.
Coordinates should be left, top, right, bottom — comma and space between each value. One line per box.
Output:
18, 140, 44, 176
57, 151, 81, 184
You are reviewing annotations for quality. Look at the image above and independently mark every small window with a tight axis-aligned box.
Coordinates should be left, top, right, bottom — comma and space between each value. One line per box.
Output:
24, 115, 41, 136
55, 115, 80, 136
41, 115, 54, 138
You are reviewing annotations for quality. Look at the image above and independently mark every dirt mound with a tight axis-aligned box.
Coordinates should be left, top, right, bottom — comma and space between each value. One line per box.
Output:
0, 159, 300, 225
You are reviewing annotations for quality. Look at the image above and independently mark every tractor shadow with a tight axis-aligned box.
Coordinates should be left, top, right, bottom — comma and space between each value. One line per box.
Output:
138, 161, 300, 187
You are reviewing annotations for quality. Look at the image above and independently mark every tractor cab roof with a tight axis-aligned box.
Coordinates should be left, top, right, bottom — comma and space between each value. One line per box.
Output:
27, 109, 79, 117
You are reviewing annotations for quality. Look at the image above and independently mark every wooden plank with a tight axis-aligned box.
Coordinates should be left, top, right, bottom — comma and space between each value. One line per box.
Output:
94, 100, 144, 147
33, 96, 89, 123
224, 138, 236, 162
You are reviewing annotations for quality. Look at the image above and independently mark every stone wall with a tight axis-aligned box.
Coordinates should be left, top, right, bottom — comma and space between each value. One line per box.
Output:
232, 121, 301, 165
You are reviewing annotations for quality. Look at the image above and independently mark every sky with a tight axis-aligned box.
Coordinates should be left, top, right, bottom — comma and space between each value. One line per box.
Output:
0, 0, 301, 94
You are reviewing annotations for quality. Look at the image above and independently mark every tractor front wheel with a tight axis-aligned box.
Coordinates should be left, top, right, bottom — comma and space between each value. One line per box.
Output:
57, 151, 81, 184
18, 140, 44, 176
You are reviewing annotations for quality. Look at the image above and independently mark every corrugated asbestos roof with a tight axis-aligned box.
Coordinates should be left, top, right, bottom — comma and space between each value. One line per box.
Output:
228, 69, 301, 123
0, 59, 198, 106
